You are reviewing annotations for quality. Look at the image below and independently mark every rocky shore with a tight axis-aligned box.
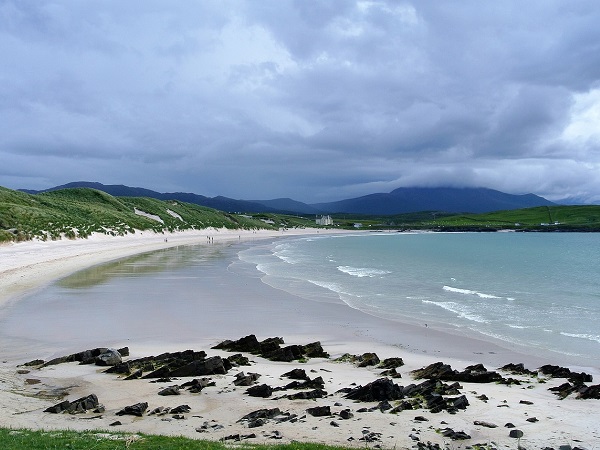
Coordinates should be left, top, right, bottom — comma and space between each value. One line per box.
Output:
7, 334, 600, 449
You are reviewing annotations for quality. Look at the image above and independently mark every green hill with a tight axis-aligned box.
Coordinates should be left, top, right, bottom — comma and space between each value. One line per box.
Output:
0, 186, 278, 243
432, 205, 600, 231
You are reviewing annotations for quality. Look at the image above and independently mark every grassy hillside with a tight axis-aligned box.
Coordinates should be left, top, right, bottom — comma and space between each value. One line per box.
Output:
432, 205, 600, 231
0, 186, 278, 243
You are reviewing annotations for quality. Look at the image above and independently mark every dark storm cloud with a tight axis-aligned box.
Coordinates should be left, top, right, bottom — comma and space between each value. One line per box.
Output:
1, 1, 599, 203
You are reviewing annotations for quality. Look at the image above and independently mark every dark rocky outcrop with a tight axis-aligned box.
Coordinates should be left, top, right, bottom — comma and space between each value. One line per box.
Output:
233, 372, 261, 386
246, 384, 273, 398
500, 362, 537, 376
158, 386, 180, 396
306, 405, 331, 417
116, 402, 148, 417
105, 349, 208, 377
180, 377, 215, 393
344, 378, 403, 402
239, 408, 281, 421
95, 349, 123, 366
287, 389, 326, 400
281, 368, 309, 380
412, 362, 502, 383
550, 382, 600, 400
337, 352, 380, 367
378, 357, 405, 369
36, 347, 129, 367
44, 394, 99, 414
212, 335, 329, 361
539, 365, 593, 384
167, 356, 228, 377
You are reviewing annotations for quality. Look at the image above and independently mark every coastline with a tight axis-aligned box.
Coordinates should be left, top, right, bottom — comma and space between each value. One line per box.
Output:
1, 229, 599, 449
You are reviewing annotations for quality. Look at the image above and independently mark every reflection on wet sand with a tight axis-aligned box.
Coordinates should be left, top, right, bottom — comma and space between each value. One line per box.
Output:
57, 243, 230, 289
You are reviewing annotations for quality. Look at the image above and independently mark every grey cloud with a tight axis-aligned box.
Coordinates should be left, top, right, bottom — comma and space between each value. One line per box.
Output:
1, 1, 599, 203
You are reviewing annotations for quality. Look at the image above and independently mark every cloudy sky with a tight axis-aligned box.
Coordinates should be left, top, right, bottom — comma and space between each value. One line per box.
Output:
1, 1, 600, 203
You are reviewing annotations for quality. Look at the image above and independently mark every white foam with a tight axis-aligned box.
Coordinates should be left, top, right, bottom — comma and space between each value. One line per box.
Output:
443, 285, 501, 299
337, 266, 391, 278
560, 332, 600, 344
422, 300, 489, 323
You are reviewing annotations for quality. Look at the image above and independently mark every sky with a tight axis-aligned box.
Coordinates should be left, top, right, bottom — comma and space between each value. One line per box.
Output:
1, 1, 600, 204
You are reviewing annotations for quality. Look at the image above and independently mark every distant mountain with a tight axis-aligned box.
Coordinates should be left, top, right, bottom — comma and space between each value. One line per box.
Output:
22, 182, 280, 214
250, 198, 323, 215
21, 182, 557, 215
311, 187, 557, 214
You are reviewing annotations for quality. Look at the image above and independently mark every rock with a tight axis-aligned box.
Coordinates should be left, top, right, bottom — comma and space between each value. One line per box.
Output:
116, 402, 148, 417
330, 421, 339, 427
213, 334, 262, 353
474, 420, 498, 428
344, 378, 403, 402
339, 409, 354, 419
278, 376, 325, 391
227, 353, 251, 366
264, 345, 303, 362
441, 428, 471, 440
359, 431, 382, 442
281, 368, 309, 380
109, 421, 122, 426
389, 401, 414, 413
95, 349, 122, 366
505, 422, 515, 428
500, 362, 537, 376
119, 349, 207, 379
234, 371, 261, 386
380, 368, 402, 378
509, 429, 524, 438
44, 394, 99, 414
520, 400, 534, 405
246, 384, 273, 398
168, 356, 228, 377
358, 352, 380, 367
238, 407, 281, 423
124, 369, 143, 380
577, 384, 600, 399
287, 389, 326, 400
412, 361, 502, 383
158, 386, 180, 396
302, 341, 329, 358
378, 357, 404, 369
377, 400, 392, 412
539, 365, 593, 383
306, 405, 331, 417
549, 382, 578, 399
180, 377, 215, 393
223, 433, 257, 441
526, 417, 539, 423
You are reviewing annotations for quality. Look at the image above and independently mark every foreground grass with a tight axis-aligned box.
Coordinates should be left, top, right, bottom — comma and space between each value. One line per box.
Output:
0, 428, 349, 450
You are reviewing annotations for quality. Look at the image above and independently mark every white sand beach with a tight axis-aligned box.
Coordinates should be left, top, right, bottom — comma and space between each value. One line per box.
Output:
1, 229, 599, 449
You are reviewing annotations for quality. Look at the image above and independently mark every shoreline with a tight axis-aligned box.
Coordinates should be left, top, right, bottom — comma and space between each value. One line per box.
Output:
1, 229, 600, 449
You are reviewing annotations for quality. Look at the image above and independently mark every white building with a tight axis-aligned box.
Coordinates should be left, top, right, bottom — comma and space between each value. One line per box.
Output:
316, 215, 333, 226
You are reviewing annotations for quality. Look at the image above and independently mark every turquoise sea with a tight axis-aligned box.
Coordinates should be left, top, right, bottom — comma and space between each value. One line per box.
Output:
238, 232, 600, 366
1, 232, 599, 368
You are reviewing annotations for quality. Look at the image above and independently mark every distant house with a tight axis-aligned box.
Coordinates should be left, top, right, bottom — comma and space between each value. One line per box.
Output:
353, 223, 363, 228
316, 215, 333, 226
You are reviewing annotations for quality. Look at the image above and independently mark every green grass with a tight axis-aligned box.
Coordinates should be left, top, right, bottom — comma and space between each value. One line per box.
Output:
0, 428, 350, 450
0, 186, 282, 243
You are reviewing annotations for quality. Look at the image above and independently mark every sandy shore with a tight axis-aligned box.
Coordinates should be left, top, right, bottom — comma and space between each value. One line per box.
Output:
1, 229, 599, 449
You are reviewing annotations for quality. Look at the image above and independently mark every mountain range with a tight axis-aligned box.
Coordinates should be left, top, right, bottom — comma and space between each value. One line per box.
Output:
21, 182, 557, 215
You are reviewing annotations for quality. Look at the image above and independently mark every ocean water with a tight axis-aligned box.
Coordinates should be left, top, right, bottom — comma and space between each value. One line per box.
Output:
238, 232, 600, 366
